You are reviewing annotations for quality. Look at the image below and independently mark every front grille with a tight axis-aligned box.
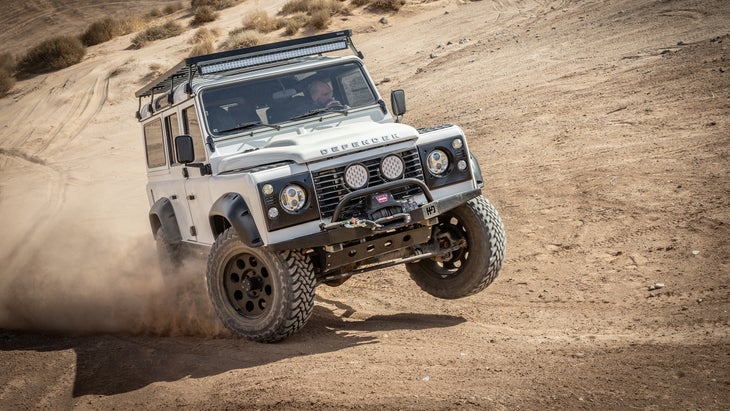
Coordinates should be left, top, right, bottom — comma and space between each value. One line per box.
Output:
313, 148, 424, 220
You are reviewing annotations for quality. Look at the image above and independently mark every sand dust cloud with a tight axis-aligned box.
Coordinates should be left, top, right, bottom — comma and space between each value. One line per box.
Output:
0, 219, 227, 337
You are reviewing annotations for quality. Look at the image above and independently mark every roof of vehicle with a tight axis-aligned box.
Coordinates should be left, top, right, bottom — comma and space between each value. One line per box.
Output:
135, 30, 362, 100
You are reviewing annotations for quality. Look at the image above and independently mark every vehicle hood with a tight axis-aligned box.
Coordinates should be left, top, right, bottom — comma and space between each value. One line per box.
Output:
214, 121, 419, 173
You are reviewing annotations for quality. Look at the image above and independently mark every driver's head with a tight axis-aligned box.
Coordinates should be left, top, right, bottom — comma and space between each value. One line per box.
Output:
307, 80, 333, 108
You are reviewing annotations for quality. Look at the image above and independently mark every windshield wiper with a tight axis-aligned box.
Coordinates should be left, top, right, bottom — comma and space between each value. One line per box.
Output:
219, 121, 280, 133
288, 107, 349, 121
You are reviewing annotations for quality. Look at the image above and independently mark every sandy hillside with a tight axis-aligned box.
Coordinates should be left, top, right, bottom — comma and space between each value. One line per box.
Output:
1, 0, 729, 409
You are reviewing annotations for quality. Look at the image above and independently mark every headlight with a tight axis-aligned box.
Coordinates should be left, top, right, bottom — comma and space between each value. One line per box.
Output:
426, 149, 449, 176
280, 184, 306, 212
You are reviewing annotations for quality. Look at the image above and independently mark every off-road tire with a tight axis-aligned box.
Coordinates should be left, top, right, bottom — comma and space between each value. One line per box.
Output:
156, 227, 182, 276
206, 228, 316, 342
406, 195, 505, 299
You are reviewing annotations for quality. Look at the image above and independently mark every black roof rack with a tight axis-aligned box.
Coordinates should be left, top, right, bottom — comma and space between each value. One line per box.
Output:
135, 30, 362, 99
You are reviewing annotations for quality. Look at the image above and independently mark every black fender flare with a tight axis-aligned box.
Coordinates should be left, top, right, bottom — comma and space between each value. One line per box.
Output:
470, 153, 484, 187
149, 198, 182, 243
209, 193, 263, 247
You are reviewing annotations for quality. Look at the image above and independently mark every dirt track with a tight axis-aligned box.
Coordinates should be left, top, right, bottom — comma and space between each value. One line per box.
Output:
1, 0, 729, 409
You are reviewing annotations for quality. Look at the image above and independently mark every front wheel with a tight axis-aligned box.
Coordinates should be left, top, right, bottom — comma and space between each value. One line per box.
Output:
406, 195, 506, 299
206, 228, 316, 342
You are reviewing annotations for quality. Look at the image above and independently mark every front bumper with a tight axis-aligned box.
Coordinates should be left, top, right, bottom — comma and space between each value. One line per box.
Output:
267, 187, 481, 251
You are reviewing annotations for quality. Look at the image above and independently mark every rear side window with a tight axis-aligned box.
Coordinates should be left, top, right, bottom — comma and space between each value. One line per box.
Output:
183, 106, 206, 162
144, 119, 166, 168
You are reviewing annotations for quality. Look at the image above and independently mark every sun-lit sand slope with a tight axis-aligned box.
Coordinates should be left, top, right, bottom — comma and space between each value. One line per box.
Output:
0, 0, 728, 409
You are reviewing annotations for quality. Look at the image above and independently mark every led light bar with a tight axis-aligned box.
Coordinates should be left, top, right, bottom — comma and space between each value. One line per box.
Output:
135, 30, 361, 102
199, 40, 348, 75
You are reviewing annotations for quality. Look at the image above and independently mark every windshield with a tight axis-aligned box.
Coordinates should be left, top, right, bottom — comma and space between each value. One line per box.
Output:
200, 61, 378, 136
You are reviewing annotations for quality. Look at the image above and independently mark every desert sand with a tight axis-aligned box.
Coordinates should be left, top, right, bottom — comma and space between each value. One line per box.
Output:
0, 0, 728, 409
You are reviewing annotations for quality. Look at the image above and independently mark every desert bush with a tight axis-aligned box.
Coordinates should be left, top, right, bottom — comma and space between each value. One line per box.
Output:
220, 30, 261, 51
164, 2, 185, 14
352, 0, 406, 11
188, 28, 217, 57
369, 0, 407, 11
17, 36, 86, 76
80, 18, 121, 46
280, 0, 309, 14
281, 0, 343, 15
191, 6, 218, 26
0, 53, 16, 72
189, 40, 215, 57
241, 10, 285, 33
191, 0, 241, 10
308, 9, 331, 29
118, 15, 146, 34
0, 53, 16, 96
131, 21, 184, 48
189, 27, 217, 44
283, 13, 307, 36
0, 70, 16, 96
147, 8, 163, 18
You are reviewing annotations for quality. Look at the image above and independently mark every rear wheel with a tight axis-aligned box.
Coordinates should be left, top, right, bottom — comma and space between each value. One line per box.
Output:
406, 195, 505, 299
156, 227, 182, 276
206, 228, 316, 342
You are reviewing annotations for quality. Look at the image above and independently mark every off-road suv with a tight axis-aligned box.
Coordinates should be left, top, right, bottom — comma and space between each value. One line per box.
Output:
135, 30, 506, 342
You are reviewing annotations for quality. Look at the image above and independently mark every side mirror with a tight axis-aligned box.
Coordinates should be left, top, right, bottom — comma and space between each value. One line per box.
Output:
390, 89, 406, 121
175, 135, 195, 164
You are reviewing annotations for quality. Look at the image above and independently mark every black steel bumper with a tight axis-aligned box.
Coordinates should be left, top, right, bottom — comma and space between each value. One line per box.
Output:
268, 188, 481, 251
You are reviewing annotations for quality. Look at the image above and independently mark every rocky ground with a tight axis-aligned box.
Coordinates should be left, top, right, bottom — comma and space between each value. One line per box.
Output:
0, 0, 728, 409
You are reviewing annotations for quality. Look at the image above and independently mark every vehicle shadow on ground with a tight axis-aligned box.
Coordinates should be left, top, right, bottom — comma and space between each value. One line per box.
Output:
0, 301, 465, 398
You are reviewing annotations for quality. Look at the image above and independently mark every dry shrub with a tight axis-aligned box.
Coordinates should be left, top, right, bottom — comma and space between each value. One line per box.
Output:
81, 16, 146, 46
0, 53, 15, 96
220, 30, 261, 51
147, 8, 163, 18
118, 15, 146, 34
280, 0, 309, 14
280, 0, 343, 31
131, 21, 184, 48
191, 6, 218, 26
189, 40, 215, 57
17, 36, 86, 76
281, 0, 343, 15
188, 28, 217, 57
352, 0, 406, 11
309, 9, 331, 30
80, 18, 121, 46
0, 72, 16, 96
241, 10, 285, 33
163, 2, 185, 15
191, 0, 241, 10
0, 53, 14, 72
189, 27, 217, 44
313, 0, 345, 14
283, 13, 307, 36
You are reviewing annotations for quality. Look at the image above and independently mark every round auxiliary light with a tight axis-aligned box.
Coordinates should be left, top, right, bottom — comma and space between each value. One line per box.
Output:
262, 184, 274, 196
267, 207, 279, 220
426, 149, 449, 176
344, 164, 369, 189
457, 159, 468, 171
280, 184, 306, 212
452, 138, 463, 150
381, 155, 405, 180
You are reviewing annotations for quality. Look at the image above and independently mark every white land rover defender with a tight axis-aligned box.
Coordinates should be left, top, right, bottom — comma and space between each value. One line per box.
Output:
136, 30, 506, 342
